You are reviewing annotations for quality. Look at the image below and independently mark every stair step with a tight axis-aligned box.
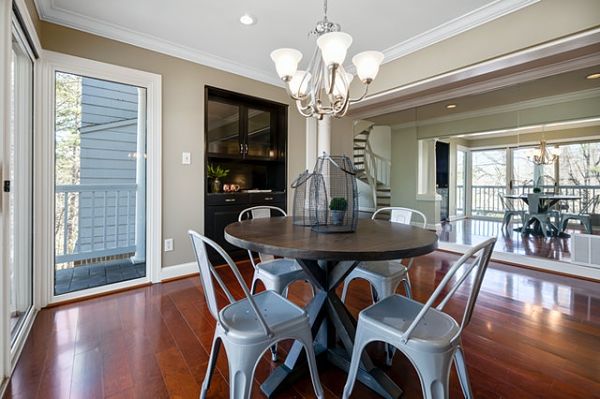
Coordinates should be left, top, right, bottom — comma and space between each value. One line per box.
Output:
353, 138, 368, 143
377, 188, 391, 192
353, 147, 365, 150
354, 161, 364, 165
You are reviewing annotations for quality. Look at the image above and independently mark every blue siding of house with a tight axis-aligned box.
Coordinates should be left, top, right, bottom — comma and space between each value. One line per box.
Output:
76, 78, 142, 255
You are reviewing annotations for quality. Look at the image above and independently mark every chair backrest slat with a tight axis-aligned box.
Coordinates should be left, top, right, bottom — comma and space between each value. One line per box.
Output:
400, 237, 496, 344
372, 207, 427, 228
580, 194, 600, 215
239, 206, 287, 265
188, 230, 273, 337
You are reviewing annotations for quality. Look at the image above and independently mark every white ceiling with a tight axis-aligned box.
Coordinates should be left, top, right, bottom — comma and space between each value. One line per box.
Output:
35, 0, 537, 86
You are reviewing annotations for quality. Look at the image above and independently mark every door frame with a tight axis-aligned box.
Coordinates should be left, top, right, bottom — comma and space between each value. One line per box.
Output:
38, 51, 162, 306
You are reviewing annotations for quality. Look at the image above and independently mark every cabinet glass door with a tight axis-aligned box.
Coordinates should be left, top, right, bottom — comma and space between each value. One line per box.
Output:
207, 100, 241, 157
246, 108, 276, 159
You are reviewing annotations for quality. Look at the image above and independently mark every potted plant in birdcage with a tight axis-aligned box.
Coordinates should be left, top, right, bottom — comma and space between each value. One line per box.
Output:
329, 197, 348, 226
207, 163, 229, 193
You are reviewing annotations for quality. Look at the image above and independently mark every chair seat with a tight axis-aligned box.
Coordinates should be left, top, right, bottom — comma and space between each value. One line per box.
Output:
219, 291, 307, 342
359, 295, 459, 352
353, 260, 407, 280
256, 258, 304, 277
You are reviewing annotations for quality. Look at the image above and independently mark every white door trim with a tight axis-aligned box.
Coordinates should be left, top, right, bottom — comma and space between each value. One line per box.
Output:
38, 50, 162, 306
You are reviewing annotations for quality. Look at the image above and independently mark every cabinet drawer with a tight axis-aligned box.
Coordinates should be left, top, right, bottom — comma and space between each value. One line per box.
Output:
206, 193, 249, 206
249, 192, 286, 204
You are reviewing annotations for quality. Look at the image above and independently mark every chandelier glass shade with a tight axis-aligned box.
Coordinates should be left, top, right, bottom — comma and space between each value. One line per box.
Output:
270, 0, 384, 119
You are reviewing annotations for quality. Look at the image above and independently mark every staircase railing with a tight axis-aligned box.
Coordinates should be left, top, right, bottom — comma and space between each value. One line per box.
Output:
360, 126, 392, 208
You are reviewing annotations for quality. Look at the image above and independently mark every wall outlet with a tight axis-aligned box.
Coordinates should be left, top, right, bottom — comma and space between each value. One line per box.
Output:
182, 152, 191, 165
164, 238, 174, 252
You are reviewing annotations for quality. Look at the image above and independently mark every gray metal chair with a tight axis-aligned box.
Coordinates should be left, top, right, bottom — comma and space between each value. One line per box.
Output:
559, 194, 599, 234
188, 231, 324, 399
341, 207, 427, 303
522, 193, 555, 237
498, 193, 525, 232
239, 206, 315, 361
342, 237, 496, 399
341, 207, 427, 365
239, 206, 313, 297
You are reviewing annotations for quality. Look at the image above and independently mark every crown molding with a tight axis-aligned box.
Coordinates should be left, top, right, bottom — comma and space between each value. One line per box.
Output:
35, 0, 284, 87
380, 0, 539, 64
34, 0, 538, 89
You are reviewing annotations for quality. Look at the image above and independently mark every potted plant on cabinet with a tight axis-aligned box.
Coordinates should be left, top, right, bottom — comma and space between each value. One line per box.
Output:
329, 197, 348, 226
207, 163, 229, 193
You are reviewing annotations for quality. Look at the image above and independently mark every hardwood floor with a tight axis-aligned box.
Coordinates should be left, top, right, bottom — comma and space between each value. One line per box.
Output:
3, 252, 600, 399
437, 218, 595, 262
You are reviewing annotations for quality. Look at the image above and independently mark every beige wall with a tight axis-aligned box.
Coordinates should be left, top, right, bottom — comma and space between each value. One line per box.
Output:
365, 0, 600, 96
39, 21, 306, 268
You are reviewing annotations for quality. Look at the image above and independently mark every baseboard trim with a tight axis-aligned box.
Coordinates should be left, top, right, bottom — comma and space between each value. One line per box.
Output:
438, 242, 600, 281
160, 262, 198, 281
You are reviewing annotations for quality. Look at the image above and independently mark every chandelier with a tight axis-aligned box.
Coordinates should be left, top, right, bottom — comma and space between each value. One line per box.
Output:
270, 0, 384, 119
532, 140, 558, 165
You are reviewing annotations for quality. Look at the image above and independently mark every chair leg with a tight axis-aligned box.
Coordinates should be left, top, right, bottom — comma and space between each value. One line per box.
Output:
250, 274, 259, 295
226, 343, 263, 399
453, 346, 473, 399
341, 277, 352, 303
413, 351, 453, 399
402, 275, 412, 299
342, 326, 368, 399
584, 218, 593, 234
298, 332, 325, 399
200, 335, 222, 399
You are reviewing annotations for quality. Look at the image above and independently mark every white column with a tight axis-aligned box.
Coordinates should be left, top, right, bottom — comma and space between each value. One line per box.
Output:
132, 88, 146, 264
306, 118, 318, 169
317, 115, 331, 156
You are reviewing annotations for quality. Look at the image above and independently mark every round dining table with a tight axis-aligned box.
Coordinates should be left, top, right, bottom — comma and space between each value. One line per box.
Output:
225, 217, 438, 399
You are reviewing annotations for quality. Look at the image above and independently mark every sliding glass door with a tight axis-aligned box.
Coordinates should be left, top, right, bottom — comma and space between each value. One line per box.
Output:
53, 72, 147, 295
8, 19, 34, 343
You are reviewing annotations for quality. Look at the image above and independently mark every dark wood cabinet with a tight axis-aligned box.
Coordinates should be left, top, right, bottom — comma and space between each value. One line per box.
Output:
204, 87, 288, 263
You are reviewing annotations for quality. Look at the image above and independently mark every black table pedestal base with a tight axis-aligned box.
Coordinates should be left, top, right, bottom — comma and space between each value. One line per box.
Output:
260, 260, 403, 399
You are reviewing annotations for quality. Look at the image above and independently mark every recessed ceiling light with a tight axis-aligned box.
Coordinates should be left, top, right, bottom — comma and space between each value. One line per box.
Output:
446, 104, 457, 109
586, 73, 600, 80
240, 13, 256, 26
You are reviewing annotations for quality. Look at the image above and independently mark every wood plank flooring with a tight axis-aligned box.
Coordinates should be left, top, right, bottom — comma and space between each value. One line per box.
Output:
3, 252, 600, 399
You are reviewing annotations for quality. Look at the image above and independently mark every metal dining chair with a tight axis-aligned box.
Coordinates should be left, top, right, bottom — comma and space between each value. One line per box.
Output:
498, 193, 525, 232
559, 194, 599, 234
340, 207, 427, 365
188, 231, 324, 399
239, 206, 313, 297
342, 237, 496, 399
239, 206, 315, 361
341, 207, 427, 304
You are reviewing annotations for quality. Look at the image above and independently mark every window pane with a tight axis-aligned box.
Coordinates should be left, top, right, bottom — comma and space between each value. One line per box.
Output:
471, 149, 506, 217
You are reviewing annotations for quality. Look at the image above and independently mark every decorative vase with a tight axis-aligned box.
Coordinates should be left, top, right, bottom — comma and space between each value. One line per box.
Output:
331, 210, 346, 225
211, 178, 222, 193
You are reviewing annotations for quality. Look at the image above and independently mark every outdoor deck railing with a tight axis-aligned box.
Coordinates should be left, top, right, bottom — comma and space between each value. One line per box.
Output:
55, 183, 138, 264
468, 184, 600, 217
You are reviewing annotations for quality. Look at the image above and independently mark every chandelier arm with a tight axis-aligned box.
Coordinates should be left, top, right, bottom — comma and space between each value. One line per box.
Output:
349, 84, 370, 103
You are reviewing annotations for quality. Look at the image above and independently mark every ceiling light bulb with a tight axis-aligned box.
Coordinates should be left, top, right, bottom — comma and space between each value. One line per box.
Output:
352, 51, 384, 84
586, 73, 600, 80
240, 14, 256, 25
270, 48, 302, 81
332, 72, 354, 98
446, 104, 457, 109
317, 32, 353, 66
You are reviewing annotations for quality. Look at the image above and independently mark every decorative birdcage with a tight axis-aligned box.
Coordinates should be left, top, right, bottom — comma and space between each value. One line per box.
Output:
290, 154, 358, 233
291, 170, 322, 226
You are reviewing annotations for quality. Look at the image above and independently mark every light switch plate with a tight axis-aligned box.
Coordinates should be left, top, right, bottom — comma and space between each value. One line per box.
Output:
182, 152, 191, 165
164, 238, 173, 252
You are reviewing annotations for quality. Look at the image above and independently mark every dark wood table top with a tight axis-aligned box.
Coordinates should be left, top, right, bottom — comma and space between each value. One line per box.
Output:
224, 217, 438, 261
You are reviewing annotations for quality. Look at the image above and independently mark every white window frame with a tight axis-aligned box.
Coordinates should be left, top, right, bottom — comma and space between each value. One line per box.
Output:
38, 51, 162, 306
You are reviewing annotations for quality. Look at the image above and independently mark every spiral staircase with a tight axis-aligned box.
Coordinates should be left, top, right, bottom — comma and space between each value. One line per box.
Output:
353, 125, 392, 211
